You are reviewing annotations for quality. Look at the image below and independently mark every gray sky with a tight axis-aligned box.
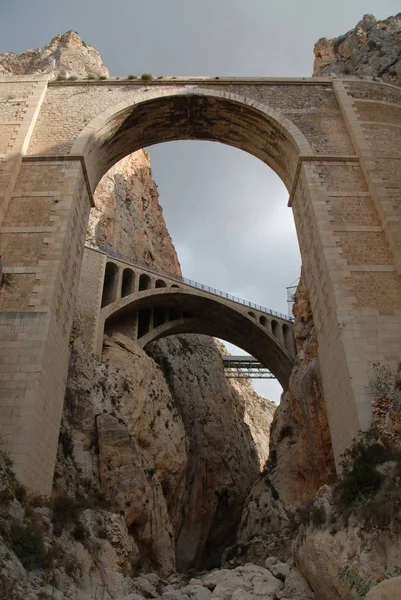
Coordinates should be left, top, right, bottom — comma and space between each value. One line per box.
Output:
1, 0, 399, 401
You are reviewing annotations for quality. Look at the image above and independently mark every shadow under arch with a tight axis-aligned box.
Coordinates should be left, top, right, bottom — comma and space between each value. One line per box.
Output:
71, 87, 312, 192
101, 288, 294, 389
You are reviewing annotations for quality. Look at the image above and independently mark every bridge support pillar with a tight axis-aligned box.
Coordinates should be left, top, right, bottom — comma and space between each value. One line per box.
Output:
0, 158, 90, 494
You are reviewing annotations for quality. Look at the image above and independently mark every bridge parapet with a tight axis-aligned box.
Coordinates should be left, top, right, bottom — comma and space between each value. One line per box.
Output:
97, 244, 293, 322
87, 246, 296, 361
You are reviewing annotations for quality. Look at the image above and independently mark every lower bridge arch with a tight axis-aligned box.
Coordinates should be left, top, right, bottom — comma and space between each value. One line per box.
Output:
99, 287, 295, 389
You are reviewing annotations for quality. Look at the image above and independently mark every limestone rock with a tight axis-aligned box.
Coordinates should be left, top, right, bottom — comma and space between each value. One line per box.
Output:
91, 151, 181, 276
202, 564, 283, 599
102, 333, 188, 533
269, 272, 336, 506
217, 341, 276, 469
295, 523, 401, 600
233, 271, 335, 568
96, 408, 175, 575
313, 14, 401, 86
0, 30, 109, 79
265, 557, 278, 569
269, 562, 290, 581
277, 568, 315, 600
366, 578, 401, 599
148, 334, 260, 571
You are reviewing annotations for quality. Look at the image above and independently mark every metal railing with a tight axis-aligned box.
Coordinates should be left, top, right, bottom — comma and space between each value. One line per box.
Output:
222, 356, 275, 379
94, 243, 293, 322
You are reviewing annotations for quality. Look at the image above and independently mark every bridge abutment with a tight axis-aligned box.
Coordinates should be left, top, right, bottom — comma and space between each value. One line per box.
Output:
0, 155, 91, 492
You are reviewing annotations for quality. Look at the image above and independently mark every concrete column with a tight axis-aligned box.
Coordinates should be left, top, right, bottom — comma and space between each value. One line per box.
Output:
0, 158, 91, 494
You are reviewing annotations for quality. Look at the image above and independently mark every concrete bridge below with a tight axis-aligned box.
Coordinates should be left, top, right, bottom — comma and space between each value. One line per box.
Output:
76, 245, 296, 388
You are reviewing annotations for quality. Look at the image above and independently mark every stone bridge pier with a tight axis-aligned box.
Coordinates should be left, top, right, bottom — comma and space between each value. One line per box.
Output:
0, 75, 400, 493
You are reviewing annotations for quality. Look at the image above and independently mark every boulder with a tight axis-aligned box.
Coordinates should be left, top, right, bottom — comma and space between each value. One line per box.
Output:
366, 577, 401, 599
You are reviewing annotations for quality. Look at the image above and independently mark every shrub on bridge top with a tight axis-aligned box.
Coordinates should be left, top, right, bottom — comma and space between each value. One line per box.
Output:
141, 73, 153, 80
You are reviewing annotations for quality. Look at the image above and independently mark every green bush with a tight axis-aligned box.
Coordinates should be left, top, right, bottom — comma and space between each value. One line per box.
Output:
72, 522, 87, 542
339, 566, 371, 598
141, 73, 153, 81
0, 487, 14, 507
59, 429, 73, 458
14, 483, 27, 505
337, 429, 388, 506
340, 462, 384, 505
10, 522, 46, 570
310, 505, 326, 526
361, 475, 401, 529
99, 75, 107, 80
127, 74, 137, 79
52, 495, 81, 527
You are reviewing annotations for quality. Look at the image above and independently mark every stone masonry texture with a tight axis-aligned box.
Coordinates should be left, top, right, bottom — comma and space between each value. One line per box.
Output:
0, 74, 400, 493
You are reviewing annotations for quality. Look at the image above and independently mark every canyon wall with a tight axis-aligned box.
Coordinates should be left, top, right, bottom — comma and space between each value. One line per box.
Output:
314, 13, 401, 85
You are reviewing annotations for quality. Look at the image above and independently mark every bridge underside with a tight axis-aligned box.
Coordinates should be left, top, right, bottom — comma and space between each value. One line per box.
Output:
103, 290, 294, 389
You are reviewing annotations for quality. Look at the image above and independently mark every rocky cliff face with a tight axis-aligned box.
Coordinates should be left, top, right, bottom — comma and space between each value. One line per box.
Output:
89, 151, 181, 276
267, 273, 336, 505
0, 30, 108, 79
147, 335, 260, 571
222, 272, 336, 569
313, 13, 401, 85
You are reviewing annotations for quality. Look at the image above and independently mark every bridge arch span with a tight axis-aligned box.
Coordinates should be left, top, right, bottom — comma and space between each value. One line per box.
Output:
71, 87, 312, 191
101, 287, 294, 388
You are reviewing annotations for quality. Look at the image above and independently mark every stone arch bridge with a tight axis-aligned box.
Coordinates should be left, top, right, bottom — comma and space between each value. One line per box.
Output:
0, 74, 401, 493
76, 246, 295, 388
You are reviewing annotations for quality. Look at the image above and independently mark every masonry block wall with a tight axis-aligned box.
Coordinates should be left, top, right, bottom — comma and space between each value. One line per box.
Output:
0, 75, 400, 493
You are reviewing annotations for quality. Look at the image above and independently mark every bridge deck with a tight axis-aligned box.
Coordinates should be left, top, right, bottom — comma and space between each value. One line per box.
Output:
97, 244, 293, 323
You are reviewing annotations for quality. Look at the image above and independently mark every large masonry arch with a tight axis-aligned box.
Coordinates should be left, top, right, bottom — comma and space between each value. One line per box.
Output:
101, 285, 295, 389
1, 75, 401, 493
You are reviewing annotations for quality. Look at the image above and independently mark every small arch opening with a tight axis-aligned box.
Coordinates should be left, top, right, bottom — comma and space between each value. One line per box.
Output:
271, 320, 280, 339
139, 273, 152, 291
248, 311, 256, 319
154, 307, 168, 327
121, 268, 135, 297
138, 309, 152, 338
155, 279, 167, 288
168, 308, 180, 321
101, 262, 119, 307
171, 284, 180, 289
283, 324, 294, 353
259, 315, 267, 327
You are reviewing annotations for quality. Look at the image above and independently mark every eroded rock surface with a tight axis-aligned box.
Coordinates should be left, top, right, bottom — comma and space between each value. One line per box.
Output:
313, 13, 401, 86
148, 335, 261, 571
0, 30, 109, 78
90, 151, 181, 276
